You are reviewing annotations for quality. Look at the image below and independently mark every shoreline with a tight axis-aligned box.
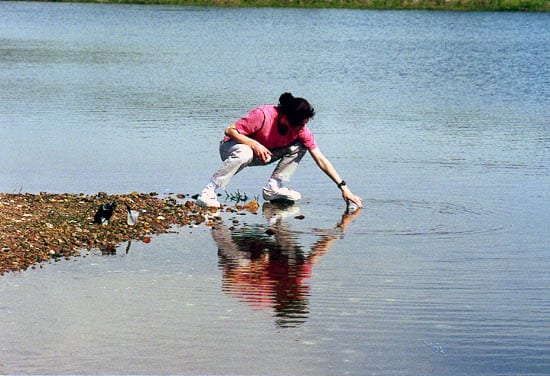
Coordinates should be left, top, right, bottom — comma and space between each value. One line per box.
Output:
0, 192, 258, 275
27, 0, 550, 12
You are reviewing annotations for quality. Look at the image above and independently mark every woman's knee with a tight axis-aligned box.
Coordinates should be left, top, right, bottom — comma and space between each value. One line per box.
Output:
288, 142, 307, 157
222, 143, 254, 164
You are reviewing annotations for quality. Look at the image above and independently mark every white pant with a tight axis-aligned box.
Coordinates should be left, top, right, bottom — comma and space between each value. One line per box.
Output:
210, 140, 307, 189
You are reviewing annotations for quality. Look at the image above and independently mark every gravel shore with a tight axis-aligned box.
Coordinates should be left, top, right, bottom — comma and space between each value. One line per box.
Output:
0, 192, 258, 275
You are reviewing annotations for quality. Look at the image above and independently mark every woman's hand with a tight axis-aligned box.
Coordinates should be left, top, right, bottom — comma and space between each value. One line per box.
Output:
341, 186, 363, 209
250, 142, 273, 163
225, 124, 272, 163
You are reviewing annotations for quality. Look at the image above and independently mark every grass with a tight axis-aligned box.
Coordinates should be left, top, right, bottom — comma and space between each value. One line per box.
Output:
29, 0, 550, 11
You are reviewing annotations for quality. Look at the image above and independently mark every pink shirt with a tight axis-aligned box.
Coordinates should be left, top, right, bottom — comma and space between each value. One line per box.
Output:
226, 105, 317, 151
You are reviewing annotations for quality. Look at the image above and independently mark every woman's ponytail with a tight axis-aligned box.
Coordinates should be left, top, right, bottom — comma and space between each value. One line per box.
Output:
277, 92, 315, 126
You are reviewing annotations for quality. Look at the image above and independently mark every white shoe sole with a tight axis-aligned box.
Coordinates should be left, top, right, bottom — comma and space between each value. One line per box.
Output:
262, 189, 301, 203
196, 198, 221, 208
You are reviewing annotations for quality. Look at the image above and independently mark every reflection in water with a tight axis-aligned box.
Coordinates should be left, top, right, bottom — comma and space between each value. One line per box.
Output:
213, 203, 361, 327
99, 240, 132, 255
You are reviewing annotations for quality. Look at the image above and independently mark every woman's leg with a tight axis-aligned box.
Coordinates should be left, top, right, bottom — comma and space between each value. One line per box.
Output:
262, 142, 307, 202
268, 141, 307, 183
212, 140, 255, 189
198, 141, 307, 206
197, 141, 255, 207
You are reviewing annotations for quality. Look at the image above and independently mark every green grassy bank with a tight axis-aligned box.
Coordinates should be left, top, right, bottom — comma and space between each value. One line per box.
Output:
31, 0, 550, 11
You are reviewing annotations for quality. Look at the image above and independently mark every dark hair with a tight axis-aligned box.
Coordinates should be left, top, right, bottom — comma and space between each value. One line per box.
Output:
277, 92, 315, 127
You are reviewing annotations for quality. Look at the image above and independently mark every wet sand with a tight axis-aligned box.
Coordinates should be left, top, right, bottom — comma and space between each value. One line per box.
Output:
0, 192, 258, 275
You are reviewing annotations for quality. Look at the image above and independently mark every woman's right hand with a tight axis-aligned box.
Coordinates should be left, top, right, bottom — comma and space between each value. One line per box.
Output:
251, 142, 273, 163
225, 124, 272, 163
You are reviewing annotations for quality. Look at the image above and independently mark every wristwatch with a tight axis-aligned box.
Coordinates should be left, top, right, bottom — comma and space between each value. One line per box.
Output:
337, 180, 346, 189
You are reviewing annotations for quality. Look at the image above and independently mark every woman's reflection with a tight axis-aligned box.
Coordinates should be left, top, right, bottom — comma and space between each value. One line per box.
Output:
212, 203, 361, 327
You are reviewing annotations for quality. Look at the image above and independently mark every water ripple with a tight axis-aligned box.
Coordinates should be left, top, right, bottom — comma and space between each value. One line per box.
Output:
361, 198, 507, 239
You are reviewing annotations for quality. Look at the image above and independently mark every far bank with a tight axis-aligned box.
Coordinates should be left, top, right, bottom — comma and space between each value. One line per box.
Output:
26, 0, 550, 12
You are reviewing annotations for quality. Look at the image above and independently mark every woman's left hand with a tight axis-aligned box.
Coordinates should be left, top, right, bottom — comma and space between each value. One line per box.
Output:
341, 186, 363, 208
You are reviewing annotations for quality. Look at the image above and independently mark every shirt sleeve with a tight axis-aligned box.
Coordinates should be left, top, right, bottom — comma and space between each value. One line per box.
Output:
234, 107, 266, 136
298, 125, 317, 151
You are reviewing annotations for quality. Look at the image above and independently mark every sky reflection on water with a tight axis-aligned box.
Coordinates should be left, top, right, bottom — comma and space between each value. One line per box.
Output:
1, 2, 549, 374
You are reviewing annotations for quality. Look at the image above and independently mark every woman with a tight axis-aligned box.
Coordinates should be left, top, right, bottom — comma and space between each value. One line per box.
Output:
197, 92, 363, 209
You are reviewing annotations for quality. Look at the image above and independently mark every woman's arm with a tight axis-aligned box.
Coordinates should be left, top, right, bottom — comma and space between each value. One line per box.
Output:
225, 124, 273, 163
309, 147, 363, 208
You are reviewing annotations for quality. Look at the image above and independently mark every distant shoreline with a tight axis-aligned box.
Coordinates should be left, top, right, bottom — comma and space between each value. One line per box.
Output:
23, 0, 550, 12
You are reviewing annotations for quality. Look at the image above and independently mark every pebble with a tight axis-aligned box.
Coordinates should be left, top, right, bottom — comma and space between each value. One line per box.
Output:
0, 192, 212, 275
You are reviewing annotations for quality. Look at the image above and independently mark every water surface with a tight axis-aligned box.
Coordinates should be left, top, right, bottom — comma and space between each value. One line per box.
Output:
0, 2, 549, 375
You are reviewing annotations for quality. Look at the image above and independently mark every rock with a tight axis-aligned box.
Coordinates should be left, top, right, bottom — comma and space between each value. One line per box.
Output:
0, 192, 215, 275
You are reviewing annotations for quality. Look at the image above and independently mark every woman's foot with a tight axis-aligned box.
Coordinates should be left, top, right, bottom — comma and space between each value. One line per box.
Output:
196, 187, 221, 208
262, 184, 301, 202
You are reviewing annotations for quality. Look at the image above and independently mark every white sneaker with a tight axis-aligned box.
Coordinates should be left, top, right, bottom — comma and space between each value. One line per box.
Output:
196, 187, 221, 208
262, 185, 301, 202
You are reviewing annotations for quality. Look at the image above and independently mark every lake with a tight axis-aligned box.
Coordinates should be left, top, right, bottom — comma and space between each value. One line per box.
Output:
0, 2, 549, 374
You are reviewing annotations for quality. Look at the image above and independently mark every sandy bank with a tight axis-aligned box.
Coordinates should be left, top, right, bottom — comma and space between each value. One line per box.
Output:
0, 192, 258, 275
